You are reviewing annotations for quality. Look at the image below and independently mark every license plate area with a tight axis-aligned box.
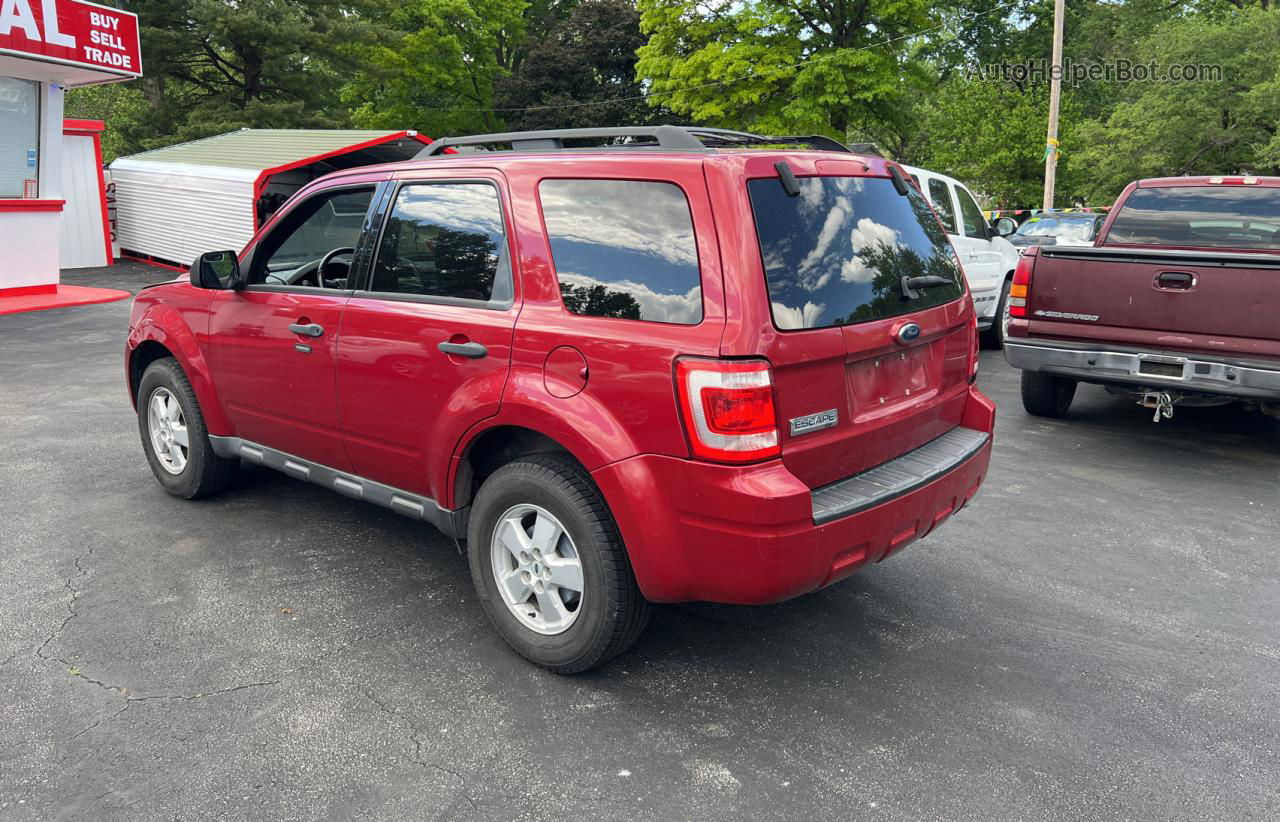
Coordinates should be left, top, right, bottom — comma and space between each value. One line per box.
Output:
1137, 358, 1186, 379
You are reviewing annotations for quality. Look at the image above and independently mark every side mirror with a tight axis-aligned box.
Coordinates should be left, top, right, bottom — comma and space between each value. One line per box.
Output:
193, 250, 242, 290
995, 217, 1018, 237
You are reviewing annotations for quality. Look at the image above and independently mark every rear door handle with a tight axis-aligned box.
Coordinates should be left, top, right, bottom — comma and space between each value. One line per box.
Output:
288, 322, 325, 338
438, 341, 488, 359
1155, 271, 1195, 290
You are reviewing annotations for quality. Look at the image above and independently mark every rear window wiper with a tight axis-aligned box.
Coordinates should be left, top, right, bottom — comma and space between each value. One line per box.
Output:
900, 275, 953, 299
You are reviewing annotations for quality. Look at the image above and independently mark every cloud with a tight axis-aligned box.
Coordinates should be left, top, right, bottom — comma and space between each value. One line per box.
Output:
771, 300, 827, 330
841, 218, 901, 284
540, 180, 698, 267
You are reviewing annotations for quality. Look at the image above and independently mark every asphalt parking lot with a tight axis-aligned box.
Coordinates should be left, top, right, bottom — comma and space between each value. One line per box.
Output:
2, 265, 1277, 821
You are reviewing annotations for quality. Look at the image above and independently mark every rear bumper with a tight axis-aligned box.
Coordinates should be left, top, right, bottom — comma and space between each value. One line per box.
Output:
593, 385, 995, 605
1004, 339, 1280, 401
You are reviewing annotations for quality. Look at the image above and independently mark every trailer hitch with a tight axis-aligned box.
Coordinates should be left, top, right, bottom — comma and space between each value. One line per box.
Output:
1139, 390, 1175, 422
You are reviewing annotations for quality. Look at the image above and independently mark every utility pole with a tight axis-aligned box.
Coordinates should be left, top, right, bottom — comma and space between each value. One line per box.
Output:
1042, 0, 1065, 211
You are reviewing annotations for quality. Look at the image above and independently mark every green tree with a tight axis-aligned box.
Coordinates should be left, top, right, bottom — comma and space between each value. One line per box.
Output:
496, 0, 670, 130
1069, 7, 1280, 202
635, 0, 935, 143
342, 0, 530, 135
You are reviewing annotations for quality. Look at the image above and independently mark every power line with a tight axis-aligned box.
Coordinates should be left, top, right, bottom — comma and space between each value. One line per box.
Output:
416, 0, 1024, 115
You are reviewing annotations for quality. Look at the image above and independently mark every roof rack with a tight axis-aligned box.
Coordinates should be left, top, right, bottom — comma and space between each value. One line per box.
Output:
415, 125, 853, 158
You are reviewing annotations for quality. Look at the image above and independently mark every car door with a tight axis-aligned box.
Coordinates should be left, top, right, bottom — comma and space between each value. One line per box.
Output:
206, 183, 379, 470
952, 183, 1004, 293
336, 173, 517, 501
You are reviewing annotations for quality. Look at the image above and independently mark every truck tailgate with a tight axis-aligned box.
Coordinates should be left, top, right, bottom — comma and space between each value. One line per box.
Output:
1028, 246, 1280, 345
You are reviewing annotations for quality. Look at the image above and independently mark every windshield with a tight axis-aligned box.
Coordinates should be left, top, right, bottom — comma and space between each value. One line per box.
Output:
1107, 186, 1280, 249
748, 176, 965, 331
1016, 216, 1098, 241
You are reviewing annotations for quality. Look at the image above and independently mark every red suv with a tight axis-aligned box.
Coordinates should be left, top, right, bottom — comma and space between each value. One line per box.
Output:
126, 127, 994, 672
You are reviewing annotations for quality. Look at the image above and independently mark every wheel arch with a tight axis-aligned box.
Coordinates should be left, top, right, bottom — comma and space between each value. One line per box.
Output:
451, 423, 594, 512
126, 305, 231, 434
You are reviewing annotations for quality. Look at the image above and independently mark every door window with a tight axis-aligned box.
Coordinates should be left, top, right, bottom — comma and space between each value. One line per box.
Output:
366, 182, 511, 306
926, 178, 957, 234
250, 188, 375, 287
955, 185, 989, 240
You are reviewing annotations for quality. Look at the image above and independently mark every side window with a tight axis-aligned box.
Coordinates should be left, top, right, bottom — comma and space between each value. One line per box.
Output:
539, 179, 703, 325
926, 178, 957, 234
251, 188, 374, 286
367, 182, 511, 305
955, 185, 989, 240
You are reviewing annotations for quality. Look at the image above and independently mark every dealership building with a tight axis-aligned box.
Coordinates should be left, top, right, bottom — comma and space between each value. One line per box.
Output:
1, 0, 140, 301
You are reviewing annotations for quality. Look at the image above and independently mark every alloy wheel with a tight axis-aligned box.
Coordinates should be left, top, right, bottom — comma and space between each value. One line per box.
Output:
147, 387, 189, 475
489, 504, 584, 635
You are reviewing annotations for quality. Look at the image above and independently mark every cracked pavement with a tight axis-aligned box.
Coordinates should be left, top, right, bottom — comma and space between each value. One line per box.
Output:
1, 263, 1278, 820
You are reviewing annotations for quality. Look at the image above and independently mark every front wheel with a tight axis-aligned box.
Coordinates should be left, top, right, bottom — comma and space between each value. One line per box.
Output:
467, 455, 650, 673
136, 357, 238, 499
1021, 370, 1077, 418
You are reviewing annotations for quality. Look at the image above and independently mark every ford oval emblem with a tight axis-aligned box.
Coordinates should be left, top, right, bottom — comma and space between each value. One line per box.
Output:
897, 323, 922, 344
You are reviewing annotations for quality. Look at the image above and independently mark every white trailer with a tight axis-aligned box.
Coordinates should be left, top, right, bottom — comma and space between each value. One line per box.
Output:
110, 129, 432, 267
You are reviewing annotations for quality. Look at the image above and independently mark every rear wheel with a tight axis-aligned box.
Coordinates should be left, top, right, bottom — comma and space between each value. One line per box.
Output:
980, 278, 1012, 349
137, 358, 237, 499
1021, 370, 1077, 418
467, 455, 650, 673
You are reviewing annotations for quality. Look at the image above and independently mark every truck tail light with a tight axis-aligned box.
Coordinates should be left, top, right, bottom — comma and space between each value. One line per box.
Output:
1008, 247, 1036, 318
675, 358, 780, 462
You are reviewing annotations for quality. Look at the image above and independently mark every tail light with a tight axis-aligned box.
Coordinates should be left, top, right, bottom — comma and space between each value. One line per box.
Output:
1008, 247, 1036, 318
675, 358, 780, 462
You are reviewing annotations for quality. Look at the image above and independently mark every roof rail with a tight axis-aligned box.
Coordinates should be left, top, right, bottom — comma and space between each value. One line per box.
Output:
415, 125, 853, 158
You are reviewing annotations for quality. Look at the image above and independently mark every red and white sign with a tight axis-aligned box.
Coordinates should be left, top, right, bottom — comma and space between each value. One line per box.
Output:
0, 0, 141, 77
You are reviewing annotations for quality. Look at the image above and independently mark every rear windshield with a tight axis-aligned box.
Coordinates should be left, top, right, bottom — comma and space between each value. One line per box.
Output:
748, 176, 964, 330
1107, 186, 1280, 250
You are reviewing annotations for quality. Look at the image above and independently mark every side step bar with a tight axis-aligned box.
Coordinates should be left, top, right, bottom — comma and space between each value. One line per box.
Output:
209, 436, 467, 538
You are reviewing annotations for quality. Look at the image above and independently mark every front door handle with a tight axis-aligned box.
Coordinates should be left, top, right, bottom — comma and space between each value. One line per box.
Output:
288, 322, 325, 338
438, 341, 488, 359
1155, 271, 1195, 290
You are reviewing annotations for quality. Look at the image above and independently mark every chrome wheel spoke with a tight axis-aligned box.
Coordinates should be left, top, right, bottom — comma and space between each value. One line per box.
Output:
497, 567, 531, 604
495, 517, 532, 561
544, 555, 583, 592
170, 424, 189, 447
535, 588, 571, 629
530, 515, 562, 554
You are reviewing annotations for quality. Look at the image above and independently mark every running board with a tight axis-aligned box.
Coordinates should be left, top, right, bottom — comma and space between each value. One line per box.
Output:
208, 436, 466, 538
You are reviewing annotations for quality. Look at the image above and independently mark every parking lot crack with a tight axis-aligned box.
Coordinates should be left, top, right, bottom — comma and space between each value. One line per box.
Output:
358, 688, 479, 816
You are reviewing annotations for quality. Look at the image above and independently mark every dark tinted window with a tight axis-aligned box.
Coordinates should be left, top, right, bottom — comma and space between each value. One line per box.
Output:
368, 183, 510, 304
749, 176, 965, 330
1108, 186, 1280, 249
539, 179, 702, 324
926, 178, 957, 233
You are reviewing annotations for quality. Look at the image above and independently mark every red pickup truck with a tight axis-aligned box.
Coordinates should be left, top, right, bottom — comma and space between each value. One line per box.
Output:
126, 126, 994, 672
1004, 176, 1280, 421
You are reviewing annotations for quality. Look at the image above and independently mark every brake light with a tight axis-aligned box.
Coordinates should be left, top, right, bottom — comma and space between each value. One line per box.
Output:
1008, 248, 1036, 318
1208, 176, 1258, 185
676, 359, 780, 462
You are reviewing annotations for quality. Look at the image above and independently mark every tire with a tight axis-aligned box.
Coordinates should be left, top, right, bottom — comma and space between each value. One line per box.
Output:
467, 454, 650, 674
1021, 370, 1077, 418
136, 357, 238, 499
980, 278, 1012, 349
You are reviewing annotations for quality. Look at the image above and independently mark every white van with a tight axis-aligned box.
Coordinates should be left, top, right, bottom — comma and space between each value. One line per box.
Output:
902, 165, 1020, 345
